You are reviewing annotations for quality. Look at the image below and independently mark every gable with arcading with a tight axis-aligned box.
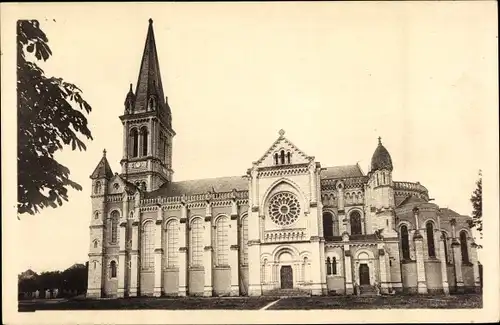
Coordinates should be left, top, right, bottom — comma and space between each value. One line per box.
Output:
254, 130, 313, 168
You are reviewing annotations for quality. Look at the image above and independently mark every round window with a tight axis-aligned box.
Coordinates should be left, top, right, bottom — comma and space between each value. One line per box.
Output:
268, 192, 301, 226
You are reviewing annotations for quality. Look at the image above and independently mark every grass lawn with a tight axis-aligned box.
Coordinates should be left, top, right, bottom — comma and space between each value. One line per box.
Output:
267, 293, 483, 310
18, 296, 276, 312
18, 294, 482, 312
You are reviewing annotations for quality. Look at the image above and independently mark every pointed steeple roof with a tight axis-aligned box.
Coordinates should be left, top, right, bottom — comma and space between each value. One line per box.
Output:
90, 149, 114, 179
133, 19, 171, 119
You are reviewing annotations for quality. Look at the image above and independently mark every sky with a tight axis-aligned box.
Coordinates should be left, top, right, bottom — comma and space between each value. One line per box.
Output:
2, 2, 498, 273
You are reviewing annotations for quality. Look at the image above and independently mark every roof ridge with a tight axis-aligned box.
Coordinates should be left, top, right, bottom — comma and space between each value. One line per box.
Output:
171, 175, 247, 184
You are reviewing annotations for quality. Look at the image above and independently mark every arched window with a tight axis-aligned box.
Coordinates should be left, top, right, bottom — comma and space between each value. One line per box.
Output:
326, 257, 332, 275
383, 173, 386, 184
350, 211, 362, 235
141, 127, 149, 156
110, 211, 119, 243
240, 216, 249, 265
110, 261, 117, 278
323, 212, 333, 238
130, 128, 139, 158
93, 240, 98, 248
460, 231, 469, 263
401, 225, 410, 260
190, 218, 203, 266
426, 221, 436, 258
141, 221, 155, 270
93, 261, 97, 269
166, 219, 179, 268
274, 153, 278, 165
332, 257, 337, 275
287, 152, 291, 164
376, 174, 379, 186
280, 150, 285, 164
216, 217, 229, 266
141, 182, 147, 191
442, 231, 449, 263
94, 181, 101, 195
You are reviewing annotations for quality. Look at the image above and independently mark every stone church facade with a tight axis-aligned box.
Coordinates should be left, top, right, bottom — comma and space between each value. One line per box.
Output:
87, 20, 481, 298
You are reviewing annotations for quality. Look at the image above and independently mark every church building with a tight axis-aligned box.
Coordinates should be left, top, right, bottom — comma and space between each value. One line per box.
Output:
87, 19, 481, 298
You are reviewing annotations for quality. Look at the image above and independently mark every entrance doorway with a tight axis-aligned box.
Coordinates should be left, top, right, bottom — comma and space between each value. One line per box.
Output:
359, 264, 370, 285
280, 265, 293, 289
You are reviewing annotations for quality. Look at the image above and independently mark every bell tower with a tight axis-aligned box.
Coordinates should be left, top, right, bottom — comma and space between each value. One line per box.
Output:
119, 19, 175, 191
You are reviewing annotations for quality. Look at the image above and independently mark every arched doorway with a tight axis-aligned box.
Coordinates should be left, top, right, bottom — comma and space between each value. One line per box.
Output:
359, 264, 370, 285
280, 266, 293, 289
276, 250, 295, 289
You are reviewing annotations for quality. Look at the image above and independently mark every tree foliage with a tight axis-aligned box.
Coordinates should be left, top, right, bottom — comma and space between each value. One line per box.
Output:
17, 20, 93, 215
470, 169, 482, 243
18, 263, 88, 299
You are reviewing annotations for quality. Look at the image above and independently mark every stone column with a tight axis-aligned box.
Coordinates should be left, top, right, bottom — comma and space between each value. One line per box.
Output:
147, 118, 152, 156
229, 199, 239, 296
247, 168, 262, 296
343, 243, 353, 294
117, 223, 127, 297
153, 206, 163, 297
129, 222, 139, 296
309, 238, 322, 295
338, 185, 344, 211
450, 219, 464, 292
413, 207, 428, 294
470, 242, 481, 292
123, 121, 128, 158
151, 119, 156, 157
319, 240, 327, 294
378, 245, 389, 293
178, 204, 188, 296
438, 233, 450, 294
309, 161, 317, 203
203, 201, 213, 296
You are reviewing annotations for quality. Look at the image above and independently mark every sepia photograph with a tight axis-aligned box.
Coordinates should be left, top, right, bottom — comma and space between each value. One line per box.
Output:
2, 1, 499, 324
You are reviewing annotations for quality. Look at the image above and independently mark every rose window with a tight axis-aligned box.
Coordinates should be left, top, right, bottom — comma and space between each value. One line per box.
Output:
268, 192, 301, 226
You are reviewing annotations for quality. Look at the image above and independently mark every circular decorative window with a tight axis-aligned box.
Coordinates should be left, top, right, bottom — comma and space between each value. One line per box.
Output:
113, 183, 119, 190
268, 192, 301, 226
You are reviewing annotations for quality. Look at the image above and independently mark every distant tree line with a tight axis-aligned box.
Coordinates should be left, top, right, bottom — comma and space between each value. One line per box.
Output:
18, 262, 88, 299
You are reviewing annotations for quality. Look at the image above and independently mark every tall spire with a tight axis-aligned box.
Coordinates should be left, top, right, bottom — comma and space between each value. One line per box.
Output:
133, 18, 169, 119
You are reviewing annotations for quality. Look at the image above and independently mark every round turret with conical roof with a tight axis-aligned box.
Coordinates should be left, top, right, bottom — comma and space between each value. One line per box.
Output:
371, 137, 393, 172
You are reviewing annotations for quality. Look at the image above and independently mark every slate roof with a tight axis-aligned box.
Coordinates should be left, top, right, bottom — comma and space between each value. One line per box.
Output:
397, 195, 427, 207
90, 154, 113, 179
146, 175, 248, 198
439, 208, 470, 219
371, 138, 393, 172
320, 165, 364, 179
